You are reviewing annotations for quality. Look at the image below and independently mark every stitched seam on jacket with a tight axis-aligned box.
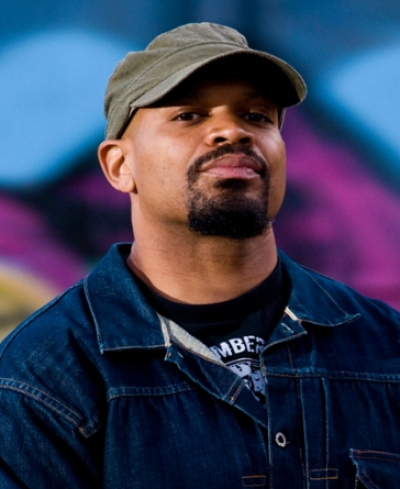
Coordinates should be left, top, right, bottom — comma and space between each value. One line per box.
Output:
0, 379, 100, 438
107, 382, 196, 400
228, 379, 244, 404
359, 472, 379, 489
242, 474, 267, 487
287, 343, 307, 487
222, 376, 244, 404
301, 264, 361, 317
264, 371, 400, 382
353, 449, 400, 458
0, 380, 82, 427
84, 276, 104, 351
355, 456, 400, 464
309, 468, 339, 480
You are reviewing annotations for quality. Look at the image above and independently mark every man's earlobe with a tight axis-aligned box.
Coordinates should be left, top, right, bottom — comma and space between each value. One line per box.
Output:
98, 140, 136, 193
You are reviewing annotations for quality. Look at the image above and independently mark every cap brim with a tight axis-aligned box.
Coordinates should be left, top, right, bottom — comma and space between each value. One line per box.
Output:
130, 49, 306, 111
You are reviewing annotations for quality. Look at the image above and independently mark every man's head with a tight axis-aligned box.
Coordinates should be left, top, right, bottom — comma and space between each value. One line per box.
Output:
98, 23, 306, 241
104, 22, 306, 140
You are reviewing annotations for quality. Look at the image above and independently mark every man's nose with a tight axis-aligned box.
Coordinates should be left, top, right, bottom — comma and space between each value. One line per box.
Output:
204, 113, 255, 147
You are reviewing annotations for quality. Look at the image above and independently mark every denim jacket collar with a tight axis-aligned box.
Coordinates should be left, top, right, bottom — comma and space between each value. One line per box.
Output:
85, 244, 360, 354
85, 244, 167, 353
278, 251, 360, 327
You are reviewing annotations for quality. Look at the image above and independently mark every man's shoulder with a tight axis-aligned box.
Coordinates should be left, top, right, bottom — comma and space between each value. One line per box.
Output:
304, 263, 398, 317
280, 252, 400, 375
0, 279, 101, 387
0, 279, 105, 433
280, 250, 400, 326
0, 279, 93, 358
0, 243, 135, 363
0, 282, 105, 483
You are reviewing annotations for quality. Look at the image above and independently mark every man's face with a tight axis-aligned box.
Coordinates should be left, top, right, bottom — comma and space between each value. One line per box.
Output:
120, 71, 287, 239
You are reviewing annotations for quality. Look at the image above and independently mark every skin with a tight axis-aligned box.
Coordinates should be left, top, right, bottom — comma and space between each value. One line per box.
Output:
98, 74, 287, 304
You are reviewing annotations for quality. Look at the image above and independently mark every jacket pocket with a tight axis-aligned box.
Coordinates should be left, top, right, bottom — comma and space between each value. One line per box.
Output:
350, 449, 400, 488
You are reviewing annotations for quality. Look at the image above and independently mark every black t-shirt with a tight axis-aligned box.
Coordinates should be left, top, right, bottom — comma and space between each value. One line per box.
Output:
131, 261, 290, 402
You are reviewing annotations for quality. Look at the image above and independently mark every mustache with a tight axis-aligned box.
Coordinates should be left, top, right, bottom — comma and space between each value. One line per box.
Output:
188, 144, 268, 181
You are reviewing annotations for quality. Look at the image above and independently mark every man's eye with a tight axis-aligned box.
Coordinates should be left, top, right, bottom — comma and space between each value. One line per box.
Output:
245, 112, 271, 123
176, 112, 201, 121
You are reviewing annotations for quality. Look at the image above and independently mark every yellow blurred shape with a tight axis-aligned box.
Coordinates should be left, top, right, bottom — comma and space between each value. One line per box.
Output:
0, 263, 58, 341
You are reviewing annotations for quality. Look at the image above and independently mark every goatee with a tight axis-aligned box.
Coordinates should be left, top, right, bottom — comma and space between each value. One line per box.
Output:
186, 144, 271, 240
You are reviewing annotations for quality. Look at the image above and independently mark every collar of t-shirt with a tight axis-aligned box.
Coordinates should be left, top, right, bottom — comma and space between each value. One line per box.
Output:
130, 259, 288, 347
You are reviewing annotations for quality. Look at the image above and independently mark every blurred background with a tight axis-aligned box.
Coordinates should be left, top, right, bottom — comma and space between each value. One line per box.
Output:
2, 0, 400, 339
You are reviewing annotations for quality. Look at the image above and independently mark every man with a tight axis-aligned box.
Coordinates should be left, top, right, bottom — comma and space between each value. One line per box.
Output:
0, 22, 399, 489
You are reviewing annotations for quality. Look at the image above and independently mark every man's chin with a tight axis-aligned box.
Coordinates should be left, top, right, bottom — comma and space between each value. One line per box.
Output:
187, 202, 270, 239
187, 172, 270, 239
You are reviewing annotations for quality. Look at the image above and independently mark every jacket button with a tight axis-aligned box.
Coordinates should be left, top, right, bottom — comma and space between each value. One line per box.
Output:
275, 432, 287, 448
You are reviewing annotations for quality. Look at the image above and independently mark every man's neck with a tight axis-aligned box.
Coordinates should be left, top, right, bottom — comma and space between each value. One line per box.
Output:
127, 226, 278, 305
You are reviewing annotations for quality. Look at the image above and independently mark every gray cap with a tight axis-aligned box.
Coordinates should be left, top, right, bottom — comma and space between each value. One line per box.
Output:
104, 22, 307, 139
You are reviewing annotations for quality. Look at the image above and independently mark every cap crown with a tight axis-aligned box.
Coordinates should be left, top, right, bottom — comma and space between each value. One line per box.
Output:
147, 23, 248, 51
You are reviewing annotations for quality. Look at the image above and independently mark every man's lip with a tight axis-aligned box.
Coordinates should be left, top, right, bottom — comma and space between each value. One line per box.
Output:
199, 154, 262, 173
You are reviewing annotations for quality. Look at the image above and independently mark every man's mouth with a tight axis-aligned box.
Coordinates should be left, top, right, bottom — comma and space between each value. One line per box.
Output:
199, 155, 262, 179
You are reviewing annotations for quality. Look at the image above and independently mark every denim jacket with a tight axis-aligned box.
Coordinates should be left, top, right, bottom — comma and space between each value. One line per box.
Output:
0, 243, 400, 489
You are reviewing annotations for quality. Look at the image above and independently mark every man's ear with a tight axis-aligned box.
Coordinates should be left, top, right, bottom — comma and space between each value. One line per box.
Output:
98, 140, 136, 193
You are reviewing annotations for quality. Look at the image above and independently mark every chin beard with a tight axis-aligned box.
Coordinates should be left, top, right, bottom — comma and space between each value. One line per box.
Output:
186, 144, 272, 239
187, 179, 271, 239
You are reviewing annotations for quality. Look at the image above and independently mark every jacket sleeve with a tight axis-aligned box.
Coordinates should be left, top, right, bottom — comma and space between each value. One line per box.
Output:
0, 285, 106, 488
0, 384, 103, 489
